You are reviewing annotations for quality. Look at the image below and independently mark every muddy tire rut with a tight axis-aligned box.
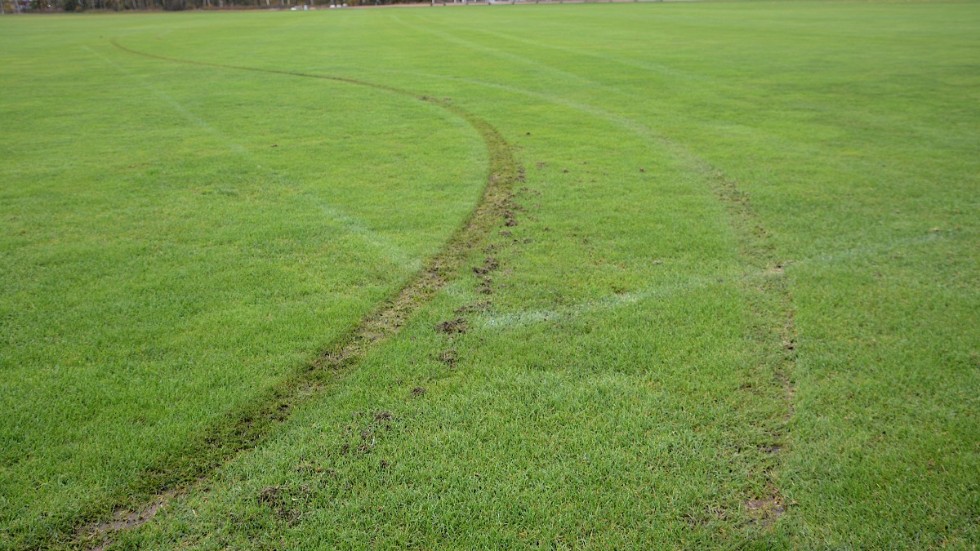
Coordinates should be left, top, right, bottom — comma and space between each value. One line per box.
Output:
58, 41, 526, 551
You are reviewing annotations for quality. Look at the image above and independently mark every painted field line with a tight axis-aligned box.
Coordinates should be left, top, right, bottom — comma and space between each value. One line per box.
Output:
478, 232, 947, 330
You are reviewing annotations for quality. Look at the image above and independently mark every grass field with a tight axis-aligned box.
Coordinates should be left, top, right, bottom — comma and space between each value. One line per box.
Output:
1, 1, 978, 548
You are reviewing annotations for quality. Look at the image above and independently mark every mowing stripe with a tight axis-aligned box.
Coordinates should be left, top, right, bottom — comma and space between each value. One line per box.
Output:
52, 41, 524, 551
84, 45, 421, 272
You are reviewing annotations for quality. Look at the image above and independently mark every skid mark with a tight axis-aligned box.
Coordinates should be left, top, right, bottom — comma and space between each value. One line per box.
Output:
385, 59, 799, 526
708, 172, 797, 527
382, 68, 697, 160
86, 492, 177, 551
60, 41, 524, 551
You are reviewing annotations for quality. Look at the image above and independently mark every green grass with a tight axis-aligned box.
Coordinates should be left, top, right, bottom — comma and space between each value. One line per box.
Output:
1, 2, 978, 549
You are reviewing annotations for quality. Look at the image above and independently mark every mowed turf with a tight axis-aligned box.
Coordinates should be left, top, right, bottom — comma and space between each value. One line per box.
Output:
1, 1, 978, 549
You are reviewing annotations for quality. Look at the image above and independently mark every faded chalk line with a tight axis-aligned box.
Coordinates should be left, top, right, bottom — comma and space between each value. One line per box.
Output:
83, 45, 419, 273
478, 233, 946, 330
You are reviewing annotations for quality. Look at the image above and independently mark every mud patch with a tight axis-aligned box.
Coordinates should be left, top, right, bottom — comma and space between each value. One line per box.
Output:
473, 256, 500, 276
745, 493, 786, 527
256, 485, 307, 524
435, 318, 469, 335
477, 276, 494, 295
472, 253, 504, 296
437, 349, 458, 368
454, 302, 489, 315
82, 492, 177, 551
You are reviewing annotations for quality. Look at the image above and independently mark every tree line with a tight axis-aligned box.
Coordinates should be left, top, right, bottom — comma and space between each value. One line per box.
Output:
1, 0, 435, 12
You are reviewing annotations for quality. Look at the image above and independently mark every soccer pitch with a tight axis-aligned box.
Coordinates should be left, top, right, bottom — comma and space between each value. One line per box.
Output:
0, 2, 977, 548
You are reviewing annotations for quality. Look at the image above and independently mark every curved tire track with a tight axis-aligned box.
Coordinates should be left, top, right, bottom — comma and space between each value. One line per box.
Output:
387, 61, 800, 528
56, 41, 523, 551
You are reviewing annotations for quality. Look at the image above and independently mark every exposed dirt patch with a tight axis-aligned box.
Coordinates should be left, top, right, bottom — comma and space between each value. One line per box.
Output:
454, 302, 489, 315
257, 485, 283, 507
517, 186, 541, 197
477, 277, 494, 295
473, 256, 500, 276
471, 251, 504, 294
435, 318, 469, 335
256, 485, 306, 524
411, 386, 427, 397
745, 494, 786, 527
437, 349, 458, 368
83, 491, 177, 551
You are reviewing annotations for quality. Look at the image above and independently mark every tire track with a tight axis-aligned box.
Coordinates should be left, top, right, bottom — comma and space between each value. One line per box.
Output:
710, 167, 798, 528
53, 42, 524, 551
380, 44, 799, 526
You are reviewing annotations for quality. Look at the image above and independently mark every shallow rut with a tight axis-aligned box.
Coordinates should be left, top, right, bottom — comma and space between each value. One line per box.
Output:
55, 41, 525, 551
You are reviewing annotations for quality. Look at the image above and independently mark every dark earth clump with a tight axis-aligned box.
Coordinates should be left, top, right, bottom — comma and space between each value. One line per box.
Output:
435, 318, 468, 335
454, 302, 489, 315
257, 486, 303, 523
477, 278, 493, 295
473, 257, 500, 276
438, 349, 458, 368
